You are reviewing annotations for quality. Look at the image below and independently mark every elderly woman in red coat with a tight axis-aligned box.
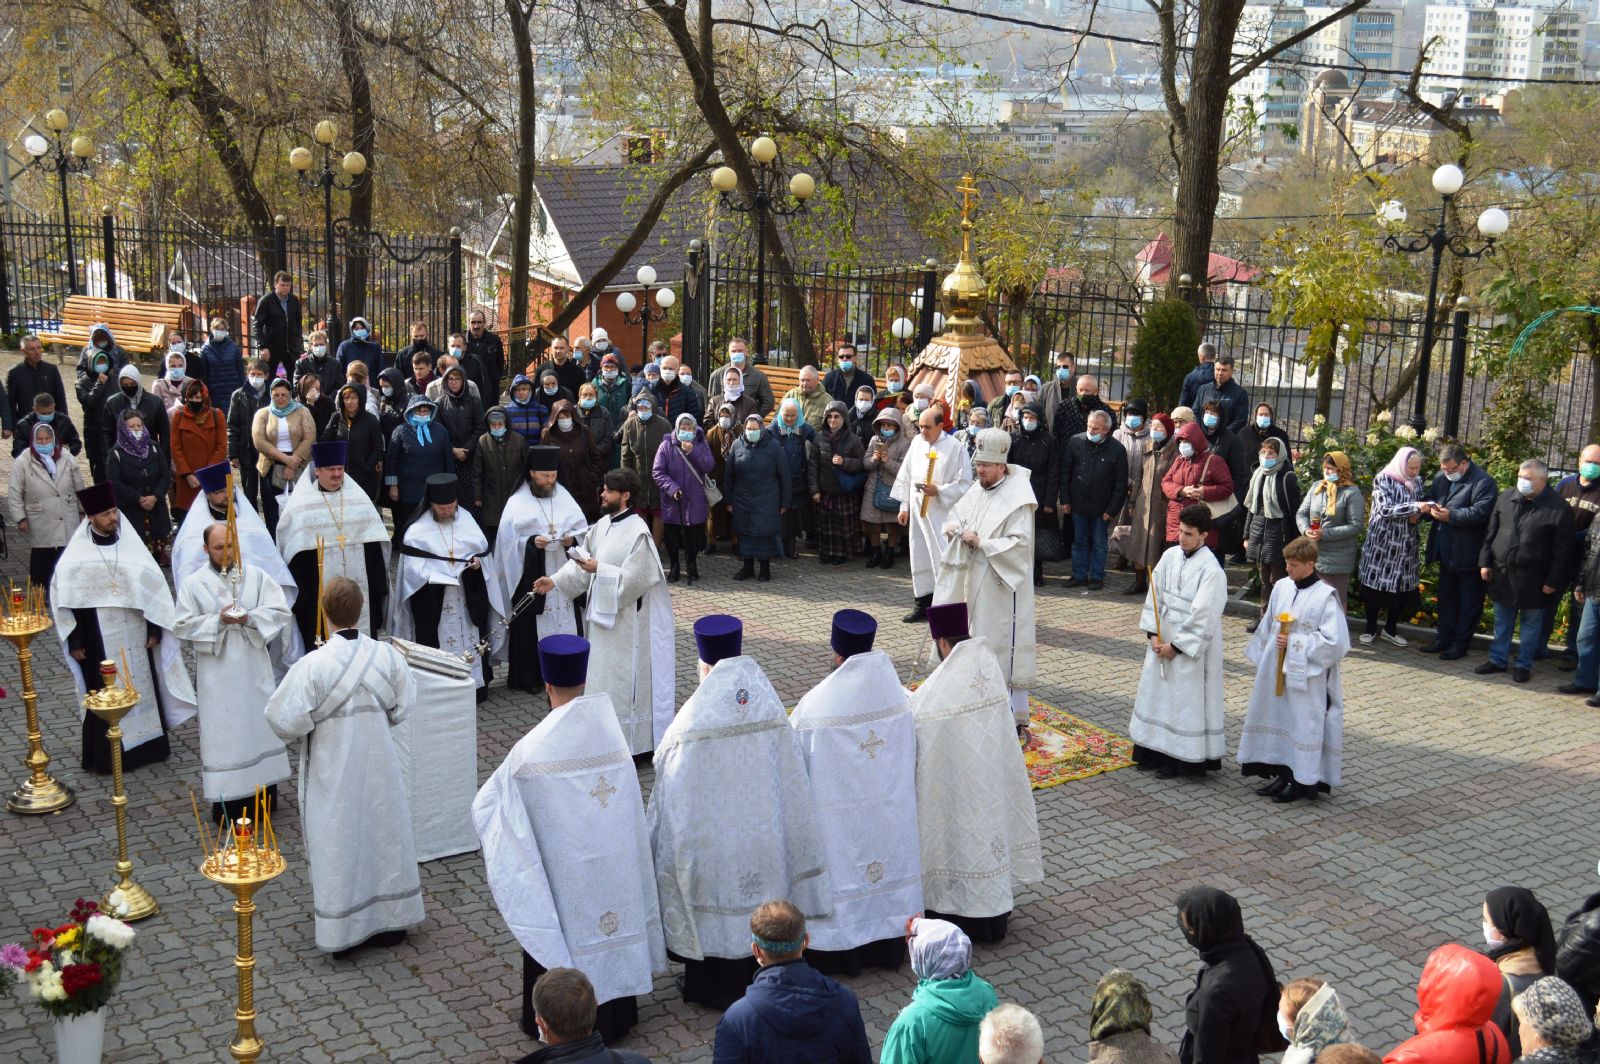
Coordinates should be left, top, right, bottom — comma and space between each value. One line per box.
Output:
1160, 421, 1234, 550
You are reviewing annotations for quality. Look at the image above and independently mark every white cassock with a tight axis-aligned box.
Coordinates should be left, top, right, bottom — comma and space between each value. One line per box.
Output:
389, 638, 480, 863
274, 476, 390, 637
490, 482, 590, 643
1130, 543, 1229, 766
391, 507, 501, 688
171, 486, 304, 672
934, 468, 1038, 724
473, 692, 667, 1006
790, 650, 922, 951
1239, 576, 1348, 788
649, 655, 832, 961
549, 511, 674, 753
890, 433, 972, 598
51, 519, 197, 751
173, 563, 293, 801
910, 638, 1042, 923
265, 632, 425, 952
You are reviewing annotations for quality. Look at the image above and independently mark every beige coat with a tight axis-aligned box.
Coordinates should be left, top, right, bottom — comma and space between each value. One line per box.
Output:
7, 451, 86, 547
250, 405, 316, 486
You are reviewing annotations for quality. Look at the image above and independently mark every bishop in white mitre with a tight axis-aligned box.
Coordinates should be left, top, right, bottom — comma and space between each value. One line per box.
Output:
649, 614, 832, 1010
790, 609, 920, 974
474, 634, 665, 1045
933, 427, 1037, 728
910, 602, 1041, 944
51, 481, 196, 774
891, 404, 971, 623
173, 520, 293, 824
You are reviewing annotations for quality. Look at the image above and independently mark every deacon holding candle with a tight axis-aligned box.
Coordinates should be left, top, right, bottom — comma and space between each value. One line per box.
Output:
1238, 535, 1350, 804
891, 404, 971, 624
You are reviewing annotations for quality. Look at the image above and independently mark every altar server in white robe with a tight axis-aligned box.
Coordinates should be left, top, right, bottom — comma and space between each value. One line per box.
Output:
174, 522, 293, 824
265, 576, 424, 954
790, 609, 918, 975
171, 460, 303, 670
275, 440, 390, 647
933, 427, 1038, 731
537, 468, 673, 752
1130, 503, 1229, 779
910, 602, 1041, 944
473, 634, 665, 1045
892, 404, 971, 624
392, 473, 499, 697
649, 614, 832, 1010
51, 482, 197, 775
490, 446, 590, 693
1239, 535, 1349, 804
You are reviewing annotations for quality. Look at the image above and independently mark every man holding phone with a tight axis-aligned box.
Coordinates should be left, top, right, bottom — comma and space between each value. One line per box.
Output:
1418, 443, 1497, 661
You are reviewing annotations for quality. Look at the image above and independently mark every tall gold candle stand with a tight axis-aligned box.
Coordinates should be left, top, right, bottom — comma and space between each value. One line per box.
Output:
83, 658, 159, 920
2, 582, 73, 814
195, 787, 287, 1064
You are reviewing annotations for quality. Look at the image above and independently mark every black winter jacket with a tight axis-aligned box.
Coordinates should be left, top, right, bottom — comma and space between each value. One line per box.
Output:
1479, 486, 1576, 609
1060, 432, 1130, 517
1425, 462, 1499, 572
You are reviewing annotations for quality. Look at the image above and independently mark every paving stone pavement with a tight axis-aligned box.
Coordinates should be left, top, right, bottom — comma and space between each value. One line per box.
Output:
1, 351, 1597, 1061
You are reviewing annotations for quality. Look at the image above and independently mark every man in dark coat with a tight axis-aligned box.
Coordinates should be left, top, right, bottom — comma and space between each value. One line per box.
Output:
650, 354, 703, 426
821, 343, 872, 404
1179, 341, 1217, 410
396, 321, 443, 379
1537, 443, 1600, 670
1059, 408, 1129, 590
1476, 458, 1576, 683
227, 359, 275, 515
712, 901, 871, 1064
465, 311, 506, 396
1199, 399, 1249, 562
292, 339, 344, 398
1176, 887, 1280, 1064
12, 393, 82, 458
1050, 373, 1118, 446
533, 336, 588, 399
251, 271, 302, 375
1192, 355, 1251, 434
1420, 443, 1499, 660
8, 334, 68, 424
1009, 401, 1059, 587
336, 315, 385, 377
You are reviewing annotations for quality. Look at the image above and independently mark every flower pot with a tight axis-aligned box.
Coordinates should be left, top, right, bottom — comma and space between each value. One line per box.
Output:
52, 1008, 105, 1064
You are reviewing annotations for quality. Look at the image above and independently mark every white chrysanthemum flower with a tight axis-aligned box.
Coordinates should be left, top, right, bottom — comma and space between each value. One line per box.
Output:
86, 913, 136, 950
1322, 436, 1340, 448
1422, 427, 1441, 443
105, 890, 129, 919
1366, 433, 1380, 446
31, 966, 65, 1002
1376, 409, 1393, 423
1395, 424, 1418, 440
1313, 413, 1327, 426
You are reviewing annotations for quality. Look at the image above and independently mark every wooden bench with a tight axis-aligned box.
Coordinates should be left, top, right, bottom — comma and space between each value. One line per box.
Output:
35, 296, 188, 360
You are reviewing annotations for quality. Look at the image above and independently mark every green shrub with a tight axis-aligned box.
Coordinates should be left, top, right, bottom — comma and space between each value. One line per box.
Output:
1129, 298, 1200, 412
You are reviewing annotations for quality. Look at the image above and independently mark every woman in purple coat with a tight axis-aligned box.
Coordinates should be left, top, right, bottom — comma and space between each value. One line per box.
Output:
654, 411, 715, 586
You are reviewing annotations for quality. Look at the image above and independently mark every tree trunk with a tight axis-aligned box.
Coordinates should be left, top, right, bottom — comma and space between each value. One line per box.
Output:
1316, 344, 1336, 421
1170, 0, 1245, 290
505, 0, 538, 370
331, 0, 375, 325
1377, 268, 1464, 414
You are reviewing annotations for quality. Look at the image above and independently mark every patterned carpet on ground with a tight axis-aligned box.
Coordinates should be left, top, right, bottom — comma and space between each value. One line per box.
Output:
1022, 694, 1134, 789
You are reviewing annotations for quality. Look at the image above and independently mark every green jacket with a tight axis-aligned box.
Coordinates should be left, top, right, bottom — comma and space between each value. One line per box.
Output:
880, 971, 999, 1064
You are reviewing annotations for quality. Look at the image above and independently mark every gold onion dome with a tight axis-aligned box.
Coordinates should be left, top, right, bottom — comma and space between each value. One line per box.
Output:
941, 174, 987, 335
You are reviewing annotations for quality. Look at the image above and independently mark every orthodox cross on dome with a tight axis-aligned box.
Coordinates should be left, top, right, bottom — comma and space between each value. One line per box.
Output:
956, 174, 980, 258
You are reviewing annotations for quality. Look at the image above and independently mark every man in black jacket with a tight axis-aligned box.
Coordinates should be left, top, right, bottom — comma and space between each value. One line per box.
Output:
465, 311, 506, 395
251, 271, 302, 375
1179, 341, 1217, 410
1059, 409, 1129, 590
1192, 355, 1251, 434
1476, 458, 1575, 683
396, 321, 443, 378
1199, 399, 1250, 563
227, 359, 275, 519
1420, 444, 1499, 660
518, 967, 652, 1064
7, 334, 68, 424
1009, 401, 1058, 587
11, 394, 82, 457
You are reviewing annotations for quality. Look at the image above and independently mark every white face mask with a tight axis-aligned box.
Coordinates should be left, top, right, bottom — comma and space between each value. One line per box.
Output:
718, 416, 732, 430
1277, 1014, 1294, 1043
913, 398, 929, 411
661, 369, 678, 384
212, 329, 228, 340
1022, 417, 1039, 432
1179, 441, 1195, 459
855, 399, 872, 414
557, 417, 573, 432
602, 368, 618, 381
725, 384, 744, 399
1483, 921, 1507, 950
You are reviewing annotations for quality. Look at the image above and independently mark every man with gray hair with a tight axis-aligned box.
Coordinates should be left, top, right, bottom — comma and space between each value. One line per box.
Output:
979, 1003, 1045, 1064
782, 364, 830, 431
1059, 407, 1130, 591
521, 967, 654, 1064
1180, 340, 1218, 409
1476, 458, 1574, 683
1419, 442, 1497, 661
7, 332, 67, 427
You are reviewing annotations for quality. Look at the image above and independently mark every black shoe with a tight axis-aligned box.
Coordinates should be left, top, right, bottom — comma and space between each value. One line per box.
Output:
1228, 553, 1250, 566
831, 556, 848, 565
1440, 646, 1468, 661
903, 605, 926, 623
757, 560, 771, 582
667, 560, 681, 583
1133, 759, 1159, 772
686, 560, 699, 586
705, 542, 718, 555
1087, 580, 1104, 591
1557, 682, 1594, 695
1123, 577, 1148, 596
1587, 694, 1600, 708
1273, 781, 1307, 803
880, 545, 896, 570
1062, 576, 1085, 588
866, 549, 882, 569
1255, 776, 1288, 797
1245, 617, 1262, 634
1419, 641, 1447, 654
733, 560, 755, 581
1512, 667, 1531, 684
1557, 657, 1578, 672
1474, 661, 1507, 675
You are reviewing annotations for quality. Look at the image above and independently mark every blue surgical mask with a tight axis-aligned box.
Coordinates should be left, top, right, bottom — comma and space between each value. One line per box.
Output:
879, 427, 896, 439
166, 367, 185, 381
1203, 412, 1219, 428
1256, 415, 1271, 429
839, 360, 854, 372
38, 412, 54, 423
1151, 429, 1167, 444
888, 380, 903, 394
312, 344, 327, 358
33, 442, 52, 457
1087, 432, 1103, 444
1517, 476, 1535, 496
637, 408, 653, 421
1126, 415, 1143, 430
489, 425, 507, 439
409, 413, 432, 427
744, 428, 762, 443
381, 385, 394, 398
1261, 455, 1279, 470
730, 353, 746, 365
579, 397, 596, 410
1055, 367, 1071, 381
1324, 470, 1339, 483
677, 429, 695, 443
1005, 384, 1020, 396
353, 328, 369, 340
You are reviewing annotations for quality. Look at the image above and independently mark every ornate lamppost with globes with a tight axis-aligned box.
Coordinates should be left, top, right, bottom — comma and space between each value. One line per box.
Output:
1377, 163, 1509, 433
615, 265, 675, 365
710, 136, 814, 362
21, 110, 94, 296
289, 121, 368, 347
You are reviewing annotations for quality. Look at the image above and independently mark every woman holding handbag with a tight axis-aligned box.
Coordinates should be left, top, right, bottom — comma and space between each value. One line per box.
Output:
653, 412, 714, 585
1242, 437, 1303, 632
1161, 421, 1235, 556
861, 406, 911, 569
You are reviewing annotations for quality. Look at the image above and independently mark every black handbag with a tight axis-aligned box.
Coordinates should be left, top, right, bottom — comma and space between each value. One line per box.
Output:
1036, 519, 1064, 563
873, 477, 897, 512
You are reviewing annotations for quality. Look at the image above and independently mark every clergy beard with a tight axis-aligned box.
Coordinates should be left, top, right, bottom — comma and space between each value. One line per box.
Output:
601, 499, 622, 517
530, 483, 554, 498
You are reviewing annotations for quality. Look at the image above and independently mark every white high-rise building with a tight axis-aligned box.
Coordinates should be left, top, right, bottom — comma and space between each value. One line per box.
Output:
1421, 0, 1585, 104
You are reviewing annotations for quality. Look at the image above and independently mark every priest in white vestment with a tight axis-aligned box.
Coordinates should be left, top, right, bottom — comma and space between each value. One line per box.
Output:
392, 473, 500, 695
51, 482, 197, 774
275, 440, 390, 646
790, 609, 918, 974
933, 427, 1038, 729
265, 575, 425, 954
174, 521, 293, 823
473, 634, 665, 1044
1130, 504, 1230, 778
649, 614, 832, 1009
910, 602, 1041, 944
891, 405, 972, 623
538, 468, 673, 753
489, 446, 590, 692
1239, 535, 1349, 804
172, 460, 303, 671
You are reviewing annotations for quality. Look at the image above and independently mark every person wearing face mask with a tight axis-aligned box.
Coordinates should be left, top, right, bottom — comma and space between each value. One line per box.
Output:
1007, 401, 1058, 588
771, 398, 818, 558
1480, 887, 1559, 1057
986, 369, 1025, 427
1528, 445, 1600, 674
1477, 459, 1575, 683
1110, 399, 1153, 579
1420, 444, 1499, 662
652, 412, 715, 584
11, 393, 82, 460
152, 344, 192, 416
335, 315, 384, 377
575, 382, 617, 469
650, 354, 704, 426
1196, 399, 1250, 564
1161, 422, 1234, 555
1036, 350, 1078, 428
1242, 403, 1292, 475
1193, 354, 1251, 434
171, 379, 228, 523
225, 358, 276, 521
724, 412, 791, 582
443, 330, 493, 401
1059, 409, 1130, 591
108, 409, 176, 561
704, 402, 740, 554
373, 366, 410, 440
845, 384, 878, 447
472, 407, 529, 540
103, 363, 172, 459
324, 383, 385, 502
862, 408, 912, 570
822, 343, 870, 404
712, 338, 774, 418
1174, 887, 1283, 1064
543, 398, 603, 524
1278, 980, 1351, 1064
809, 402, 867, 567
634, 360, 662, 399
293, 328, 344, 400
1124, 413, 1177, 597
955, 405, 991, 456
6, 421, 87, 586
593, 352, 632, 431
500, 374, 550, 447
385, 394, 457, 545
399, 320, 442, 373
1295, 452, 1364, 610
297, 372, 335, 436
1241, 438, 1303, 634
250, 376, 316, 525
1357, 446, 1425, 647
434, 365, 487, 511
192, 317, 244, 404
878, 362, 909, 413
903, 382, 937, 435
1049, 373, 1118, 448
618, 394, 670, 538
532, 335, 588, 400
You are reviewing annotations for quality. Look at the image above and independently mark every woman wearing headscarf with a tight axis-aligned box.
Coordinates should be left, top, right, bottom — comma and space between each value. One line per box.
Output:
714, 365, 758, 429
384, 393, 455, 544
1126, 412, 1177, 597
152, 347, 191, 416
107, 409, 175, 561
880, 918, 998, 1064
324, 382, 384, 501
705, 401, 738, 553
956, 404, 991, 456
1242, 436, 1304, 633
724, 411, 791, 582
1385, 945, 1512, 1064
170, 379, 228, 522
1162, 422, 1235, 553
1509, 977, 1595, 1064
543, 397, 602, 523
6, 421, 86, 585
575, 381, 616, 469
653, 412, 714, 585
472, 406, 527, 539
1176, 887, 1282, 1064
1242, 402, 1293, 476
809, 400, 866, 566
846, 382, 879, 448
1008, 400, 1059, 588
878, 362, 909, 411
1484, 887, 1560, 1058
251, 377, 316, 522
618, 391, 669, 535
78, 343, 120, 483
1112, 398, 1154, 565
1296, 451, 1365, 610
1089, 969, 1181, 1064
1358, 445, 1424, 647
1280, 980, 1351, 1064
436, 363, 485, 507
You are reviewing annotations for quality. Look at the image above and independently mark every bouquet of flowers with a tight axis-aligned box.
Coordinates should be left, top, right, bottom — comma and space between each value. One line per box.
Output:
5, 897, 136, 1018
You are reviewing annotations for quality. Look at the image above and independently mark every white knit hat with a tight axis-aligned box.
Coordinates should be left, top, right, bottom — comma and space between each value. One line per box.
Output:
973, 427, 1011, 465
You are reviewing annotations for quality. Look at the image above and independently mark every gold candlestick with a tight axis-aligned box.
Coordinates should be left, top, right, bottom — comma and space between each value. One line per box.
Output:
920, 449, 938, 518
197, 787, 287, 1064
1, 583, 74, 814
1275, 611, 1295, 696
83, 658, 159, 921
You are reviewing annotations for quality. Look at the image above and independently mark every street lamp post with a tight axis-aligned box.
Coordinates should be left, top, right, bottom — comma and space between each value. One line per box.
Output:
1378, 164, 1509, 433
615, 265, 675, 364
711, 136, 814, 363
22, 109, 93, 296
289, 120, 367, 346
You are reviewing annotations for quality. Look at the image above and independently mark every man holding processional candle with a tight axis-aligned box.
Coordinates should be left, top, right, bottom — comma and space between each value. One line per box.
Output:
1238, 534, 1349, 804
891, 404, 971, 624
1129, 503, 1229, 780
